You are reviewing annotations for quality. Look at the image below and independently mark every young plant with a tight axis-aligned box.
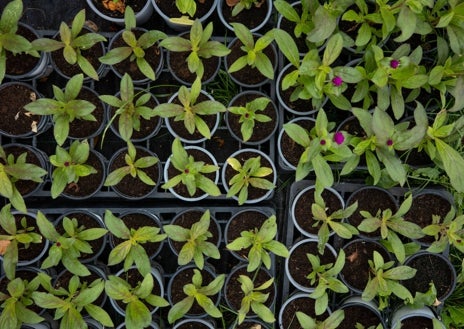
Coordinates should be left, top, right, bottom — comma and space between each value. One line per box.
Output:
100, 73, 158, 142
162, 138, 221, 197
351, 103, 428, 186
283, 108, 354, 190
362, 44, 428, 119
418, 109, 464, 193
226, 0, 265, 17
358, 194, 424, 263
99, 6, 166, 80
32, 274, 113, 329
49, 140, 97, 199
0, 0, 39, 83
311, 193, 358, 254
0, 146, 47, 213
225, 155, 275, 205
362, 251, 416, 310
176, 0, 197, 17
297, 309, 345, 329
423, 208, 464, 254
307, 250, 349, 315
32, 9, 106, 80
228, 23, 275, 80
104, 141, 159, 187
104, 210, 166, 276
159, 19, 230, 78
105, 271, 169, 329
227, 95, 272, 142
0, 204, 43, 280
0, 275, 46, 328
273, 0, 314, 39
168, 269, 225, 323
24, 73, 96, 146
36, 212, 107, 277
235, 275, 275, 325
153, 77, 226, 139
226, 215, 289, 272
275, 30, 363, 110
163, 209, 220, 270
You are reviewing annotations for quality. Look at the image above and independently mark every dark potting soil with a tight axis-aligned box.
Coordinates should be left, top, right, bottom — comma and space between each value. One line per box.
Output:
403, 253, 455, 301
167, 148, 217, 199
220, 0, 270, 31
63, 151, 104, 197
346, 188, 398, 238
110, 29, 163, 82
169, 267, 217, 315
5, 25, 41, 76
225, 266, 275, 310
54, 268, 106, 307
111, 212, 162, 258
109, 89, 161, 141
68, 88, 106, 139
173, 322, 211, 329
1, 145, 44, 196
51, 29, 104, 78
169, 46, 220, 84
0, 213, 46, 263
55, 212, 105, 262
226, 210, 268, 259
170, 210, 220, 255
280, 119, 315, 168
167, 93, 218, 141
224, 150, 274, 201
280, 295, 329, 329
404, 193, 452, 244
400, 317, 434, 329
293, 188, 343, 236
338, 304, 383, 329
226, 92, 277, 143
154, 0, 216, 20
225, 37, 276, 85
341, 240, 391, 292
109, 147, 160, 198
287, 240, 336, 289
0, 83, 43, 136
280, 86, 320, 114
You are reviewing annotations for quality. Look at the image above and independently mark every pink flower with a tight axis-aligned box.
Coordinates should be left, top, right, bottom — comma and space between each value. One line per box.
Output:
390, 59, 400, 69
332, 76, 343, 87
333, 132, 345, 145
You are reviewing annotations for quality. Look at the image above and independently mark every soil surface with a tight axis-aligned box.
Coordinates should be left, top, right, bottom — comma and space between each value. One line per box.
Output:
399, 316, 434, 328
154, 0, 216, 20
280, 119, 315, 168
220, 0, 270, 31
338, 304, 383, 329
280, 295, 329, 329
5, 24, 41, 76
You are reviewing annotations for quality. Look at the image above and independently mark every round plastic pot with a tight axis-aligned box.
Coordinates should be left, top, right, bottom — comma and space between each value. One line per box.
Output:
224, 90, 278, 145
164, 145, 220, 202
390, 306, 446, 329
217, 0, 273, 33
222, 148, 277, 204
290, 184, 344, 238
285, 238, 337, 292
172, 318, 216, 329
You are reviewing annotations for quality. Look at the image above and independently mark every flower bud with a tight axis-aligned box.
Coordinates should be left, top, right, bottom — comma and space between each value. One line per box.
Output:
390, 59, 400, 69
332, 76, 343, 87
333, 132, 345, 145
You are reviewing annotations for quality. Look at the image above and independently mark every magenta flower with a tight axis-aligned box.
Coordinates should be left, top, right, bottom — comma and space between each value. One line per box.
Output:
333, 132, 345, 145
320, 139, 327, 146
390, 59, 400, 69
332, 76, 343, 87
387, 139, 394, 146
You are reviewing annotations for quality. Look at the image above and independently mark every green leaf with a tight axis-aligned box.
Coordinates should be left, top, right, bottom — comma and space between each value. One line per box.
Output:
168, 296, 194, 324
104, 210, 130, 239
126, 300, 151, 329
84, 304, 114, 327
436, 139, 464, 192
322, 33, 343, 66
